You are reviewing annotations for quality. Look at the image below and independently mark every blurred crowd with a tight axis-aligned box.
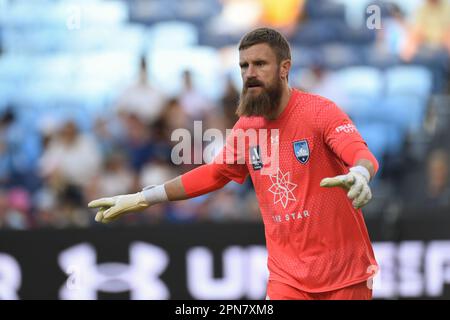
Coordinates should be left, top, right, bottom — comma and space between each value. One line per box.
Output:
0, 57, 260, 229
0, 0, 450, 229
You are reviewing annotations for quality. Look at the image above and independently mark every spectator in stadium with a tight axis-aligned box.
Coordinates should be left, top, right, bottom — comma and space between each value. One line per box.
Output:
424, 149, 450, 209
114, 55, 166, 125
39, 120, 101, 187
257, 0, 306, 37
157, 98, 191, 141
375, 3, 408, 57
0, 188, 31, 230
39, 120, 101, 191
179, 69, 215, 120
221, 75, 240, 128
89, 28, 379, 300
92, 117, 126, 159
207, 0, 263, 37
399, 148, 450, 213
401, 0, 450, 61
0, 107, 39, 190
120, 113, 156, 173
87, 151, 135, 201
38, 120, 101, 227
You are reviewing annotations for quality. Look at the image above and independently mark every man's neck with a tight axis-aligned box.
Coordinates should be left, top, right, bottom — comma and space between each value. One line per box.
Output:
270, 85, 292, 120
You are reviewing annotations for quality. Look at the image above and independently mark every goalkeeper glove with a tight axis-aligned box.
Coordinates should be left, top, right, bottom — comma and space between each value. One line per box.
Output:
88, 185, 168, 223
320, 166, 372, 209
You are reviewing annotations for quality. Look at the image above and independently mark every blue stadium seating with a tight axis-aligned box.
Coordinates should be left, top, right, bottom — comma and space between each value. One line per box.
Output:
290, 46, 324, 69
357, 122, 390, 165
320, 44, 364, 69
147, 21, 199, 50
292, 19, 347, 46
385, 65, 433, 100
306, 0, 346, 20
381, 95, 427, 134
335, 66, 383, 99
0, 0, 444, 173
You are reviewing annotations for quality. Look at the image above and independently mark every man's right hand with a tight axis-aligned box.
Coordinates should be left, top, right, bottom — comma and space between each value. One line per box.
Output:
88, 192, 150, 223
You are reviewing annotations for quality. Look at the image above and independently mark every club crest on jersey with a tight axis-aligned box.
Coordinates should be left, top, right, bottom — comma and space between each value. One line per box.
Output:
293, 140, 310, 164
249, 145, 263, 170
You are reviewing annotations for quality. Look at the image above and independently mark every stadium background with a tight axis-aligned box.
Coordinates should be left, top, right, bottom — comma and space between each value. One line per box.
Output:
0, 0, 449, 299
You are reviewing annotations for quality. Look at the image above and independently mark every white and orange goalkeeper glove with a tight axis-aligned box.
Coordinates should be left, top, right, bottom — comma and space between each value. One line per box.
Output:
88, 185, 168, 223
320, 166, 372, 209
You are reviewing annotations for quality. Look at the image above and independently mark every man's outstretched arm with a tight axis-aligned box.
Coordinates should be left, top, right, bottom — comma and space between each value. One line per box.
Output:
88, 163, 232, 223
320, 142, 379, 209
165, 176, 188, 200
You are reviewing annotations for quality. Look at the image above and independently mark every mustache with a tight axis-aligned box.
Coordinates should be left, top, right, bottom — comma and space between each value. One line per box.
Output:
245, 79, 264, 88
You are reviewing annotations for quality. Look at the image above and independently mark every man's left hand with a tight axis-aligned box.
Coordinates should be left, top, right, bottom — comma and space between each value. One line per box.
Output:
320, 166, 372, 209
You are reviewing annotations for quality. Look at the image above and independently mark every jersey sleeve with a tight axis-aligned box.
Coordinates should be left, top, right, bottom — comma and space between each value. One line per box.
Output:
210, 119, 249, 184
318, 102, 367, 162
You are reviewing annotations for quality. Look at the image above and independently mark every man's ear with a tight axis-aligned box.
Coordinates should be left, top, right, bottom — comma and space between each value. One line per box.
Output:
280, 59, 291, 80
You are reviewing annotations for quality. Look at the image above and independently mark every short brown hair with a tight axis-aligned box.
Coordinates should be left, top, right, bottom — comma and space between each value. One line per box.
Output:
238, 27, 291, 63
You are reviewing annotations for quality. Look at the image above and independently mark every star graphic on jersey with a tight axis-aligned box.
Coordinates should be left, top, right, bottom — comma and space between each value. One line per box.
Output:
268, 168, 297, 209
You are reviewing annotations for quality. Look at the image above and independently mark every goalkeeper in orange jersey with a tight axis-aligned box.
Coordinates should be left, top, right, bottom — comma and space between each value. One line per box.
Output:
89, 28, 379, 300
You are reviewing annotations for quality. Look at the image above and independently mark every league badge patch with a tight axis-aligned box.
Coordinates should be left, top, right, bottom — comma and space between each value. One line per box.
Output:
293, 140, 310, 164
250, 145, 263, 170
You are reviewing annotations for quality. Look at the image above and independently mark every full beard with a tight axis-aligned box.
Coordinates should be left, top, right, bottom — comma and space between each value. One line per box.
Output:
236, 78, 283, 120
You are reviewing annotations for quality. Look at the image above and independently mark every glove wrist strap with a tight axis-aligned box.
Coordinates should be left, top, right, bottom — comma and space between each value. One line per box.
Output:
142, 185, 168, 204
350, 166, 371, 182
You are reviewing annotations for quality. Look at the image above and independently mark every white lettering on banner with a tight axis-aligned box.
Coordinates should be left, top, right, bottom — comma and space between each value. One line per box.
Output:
0, 253, 21, 300
244, 246, 269, 300
183, 241, 450, 299
372, 242, 397, 298
186, 246, 269, 300
426, 241, 450, 296
3, 240, 450, 299
372, 240, 450, 298
399, 241, 424, 297
58, 242, 169, 300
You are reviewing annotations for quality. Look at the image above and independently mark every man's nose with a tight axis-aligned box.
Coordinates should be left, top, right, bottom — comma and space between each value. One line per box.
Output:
245, 65, 257, 78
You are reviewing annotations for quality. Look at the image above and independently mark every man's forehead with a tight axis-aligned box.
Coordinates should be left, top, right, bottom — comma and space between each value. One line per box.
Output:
239, 43, 276, 61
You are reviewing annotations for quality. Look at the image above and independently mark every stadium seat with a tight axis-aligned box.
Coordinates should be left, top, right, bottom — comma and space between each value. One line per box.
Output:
306, 0, 346, 20
343, 96, 378, 124
320, 44, 364, 70
357, 122, 390, 164
128, 0, 175, 25
172, 0, 221, 22
335, 66, 383, 99
384, 65, 433, 100
147, 21, 199, 50
381, 95, 427, 134
290, 46, 323, 69
340, 26, 376, 45
292, 19, 346, 46
384, 122, 405, 156
331, 0, 372, 28
0, 54, 30, 84
2, 28, 64, 54
2, 0, 128, 28
364, 44, 401, 69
